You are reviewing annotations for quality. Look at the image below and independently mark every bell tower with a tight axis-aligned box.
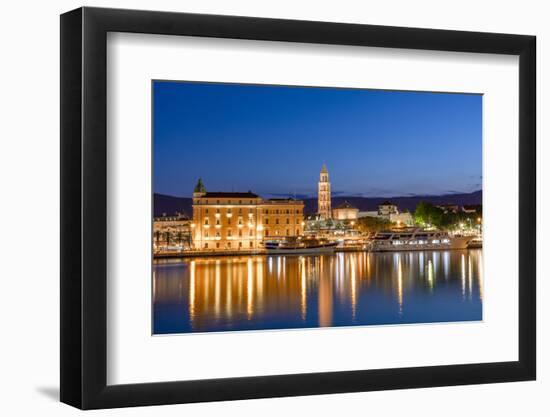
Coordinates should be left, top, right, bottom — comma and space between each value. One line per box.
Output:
317, 164, 332, 219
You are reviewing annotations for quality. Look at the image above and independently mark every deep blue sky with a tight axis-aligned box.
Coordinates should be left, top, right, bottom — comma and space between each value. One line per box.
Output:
153, 81, 482, 198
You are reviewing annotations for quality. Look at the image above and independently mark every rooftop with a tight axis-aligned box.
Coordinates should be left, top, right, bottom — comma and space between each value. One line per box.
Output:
335, 201, 357, 210
266, 198, 304, 204
201, 191, 260, 198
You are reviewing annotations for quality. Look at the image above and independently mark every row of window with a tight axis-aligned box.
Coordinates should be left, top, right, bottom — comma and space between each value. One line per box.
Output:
203, 217, 301, 226
203, 230, 255, 238
203, 241, 255, 249
198, 208, 302, 215
197, 199, 258, 205
201, 229, 299, 238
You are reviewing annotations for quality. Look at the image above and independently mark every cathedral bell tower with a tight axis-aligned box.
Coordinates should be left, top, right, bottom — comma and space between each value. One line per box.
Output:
317, 164, 332, 219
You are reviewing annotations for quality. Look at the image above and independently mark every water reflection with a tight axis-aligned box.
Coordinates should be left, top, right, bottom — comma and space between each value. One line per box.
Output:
153, 249, 483, 334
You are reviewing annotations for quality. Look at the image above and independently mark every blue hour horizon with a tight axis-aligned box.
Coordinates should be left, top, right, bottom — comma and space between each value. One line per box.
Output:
153, 80, 482, 199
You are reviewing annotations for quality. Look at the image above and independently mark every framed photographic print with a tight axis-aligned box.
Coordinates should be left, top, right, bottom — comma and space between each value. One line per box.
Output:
60, 7, 536, 409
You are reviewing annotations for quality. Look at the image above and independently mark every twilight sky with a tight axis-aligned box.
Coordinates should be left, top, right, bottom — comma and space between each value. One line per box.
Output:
153, 81, 482, 198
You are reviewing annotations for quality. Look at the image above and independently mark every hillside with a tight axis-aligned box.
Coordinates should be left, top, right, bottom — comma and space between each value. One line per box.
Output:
154, 190, 482, 217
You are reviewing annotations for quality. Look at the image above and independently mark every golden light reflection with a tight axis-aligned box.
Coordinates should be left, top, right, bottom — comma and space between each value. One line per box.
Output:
215, 260, 221, 316
247, 257, 254, 319
443, 251, 450, 280
152, 270, 156, 299
350, 255, 357, 320
189, 260, 196, 323
427, 259, 434, 291
256, 259, 264, 306
300, 256, 307, 321
153, 250, 483, 333
461, 254, 466, 299
397, 257, 403, 314
468, 255, 473, 300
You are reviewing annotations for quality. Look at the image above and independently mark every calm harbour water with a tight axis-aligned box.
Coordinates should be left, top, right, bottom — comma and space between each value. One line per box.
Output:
153, 250, 482, 334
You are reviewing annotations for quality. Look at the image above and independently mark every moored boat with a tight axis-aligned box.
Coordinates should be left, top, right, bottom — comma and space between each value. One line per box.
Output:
366, 229, 475, 252
264, 237, 338, 255
467, 237, 483, 248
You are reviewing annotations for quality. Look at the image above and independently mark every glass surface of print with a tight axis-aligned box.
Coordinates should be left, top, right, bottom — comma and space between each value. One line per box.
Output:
152, 81, 483, 335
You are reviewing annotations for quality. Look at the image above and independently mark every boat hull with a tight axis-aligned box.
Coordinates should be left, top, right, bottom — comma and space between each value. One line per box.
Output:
368, 236, 474, 252
266, 245, 336, 255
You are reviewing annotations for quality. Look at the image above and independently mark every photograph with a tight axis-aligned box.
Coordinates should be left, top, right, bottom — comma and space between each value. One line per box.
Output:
152, 81, 484, 335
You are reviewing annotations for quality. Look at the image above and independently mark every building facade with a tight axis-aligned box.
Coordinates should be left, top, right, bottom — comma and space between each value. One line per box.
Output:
357, 202, 414, 227
332, 201, 359, 220
191, 180, 304, 251
153, 213, 191, 251
378, 201, 399, 217
317, 164, 332, 219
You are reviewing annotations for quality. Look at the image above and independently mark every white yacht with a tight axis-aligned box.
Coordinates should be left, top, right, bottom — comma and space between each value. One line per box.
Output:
366, 229, 474, 252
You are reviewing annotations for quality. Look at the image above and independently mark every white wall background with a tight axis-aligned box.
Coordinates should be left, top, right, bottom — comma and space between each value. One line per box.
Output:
0, 0, 546, 415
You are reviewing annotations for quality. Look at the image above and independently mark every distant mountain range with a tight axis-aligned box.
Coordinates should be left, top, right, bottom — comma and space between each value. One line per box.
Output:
154, 190, 482, 218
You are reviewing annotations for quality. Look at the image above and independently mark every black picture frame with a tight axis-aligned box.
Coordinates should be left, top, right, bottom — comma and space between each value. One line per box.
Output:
60, 6, 536, 410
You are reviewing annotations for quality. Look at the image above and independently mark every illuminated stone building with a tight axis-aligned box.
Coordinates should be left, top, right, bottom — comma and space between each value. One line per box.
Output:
153, 213, 191, 251
332, 201, 359, 220
378, 201, 399, 217
191, 179, 304, 251
317, 164, 332, 219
